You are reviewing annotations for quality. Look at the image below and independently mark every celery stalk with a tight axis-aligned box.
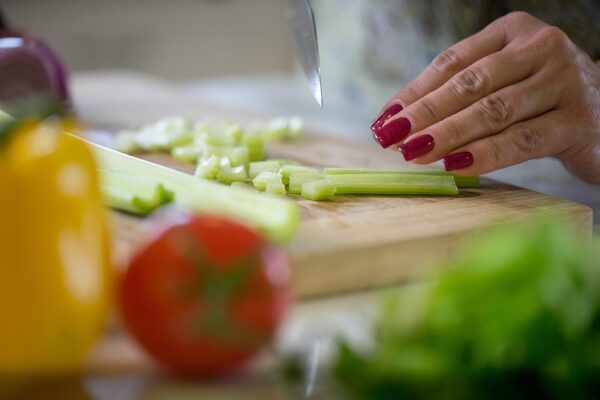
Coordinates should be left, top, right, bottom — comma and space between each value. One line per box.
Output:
98, 170, 174, 215
301, 180, 336, 201
82, 137, 299, 243
252, 171, 283, 191
279, 165, 320, 185
266, 182, 287, 196
194, 155, 220, 179
171, 144, 203, 163
288, 172, 325, 194
324, 168, 479, 188
325, 174, 458, 195
217, 165, 248, 184
249, 160, 282, 179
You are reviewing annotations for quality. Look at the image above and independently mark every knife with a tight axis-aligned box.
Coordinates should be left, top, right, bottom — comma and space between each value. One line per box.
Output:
284, 0, 322, 107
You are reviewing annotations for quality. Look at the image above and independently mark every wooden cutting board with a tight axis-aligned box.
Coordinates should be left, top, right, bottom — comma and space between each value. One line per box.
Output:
77, 72, 593, 299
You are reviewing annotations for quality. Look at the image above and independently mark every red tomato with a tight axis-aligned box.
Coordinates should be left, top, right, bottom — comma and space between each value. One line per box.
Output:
118, 213, 291, 375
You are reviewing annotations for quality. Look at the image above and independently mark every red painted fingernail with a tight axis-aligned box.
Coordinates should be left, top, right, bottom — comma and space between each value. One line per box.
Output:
370, 103, 403, 131
444, 151, 474, 171
399, 134, 435, 161
372, 117, 412, 148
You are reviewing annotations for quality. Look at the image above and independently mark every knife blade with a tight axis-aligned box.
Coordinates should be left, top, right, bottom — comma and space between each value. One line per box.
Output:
284, 0, 322, 107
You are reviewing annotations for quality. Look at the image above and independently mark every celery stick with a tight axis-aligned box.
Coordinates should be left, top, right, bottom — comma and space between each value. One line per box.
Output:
217, 165, 248, 184
202, 144, 234, 158
288, 172, 324, 194
324, 168, 479, 188
171, 144, 203, 163
279, 165, 320, 185
325, 174, 458, 195
252, 171, 282, 191
242, 134, 265, 161
194, 155, 220, 179
229, 146, 249, 168
266, 182, 287, 196
249, 160, 282, 179
99, 170, 174, 215
301, 180, 336, 201
82, 137, 299, 243
230, 181, 254, 190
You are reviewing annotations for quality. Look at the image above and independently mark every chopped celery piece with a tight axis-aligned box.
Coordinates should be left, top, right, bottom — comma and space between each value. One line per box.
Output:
325, 174, 458, 195
258, 116, 304, 140
229, 146, 249, 168
223, 124, 244, 144
202, 144, 234, 158
194, 155, 220, 179
112, 130, 141, 154
171, 144, 203, 163
249, 160, 282, 179
324, 168, 479, 188
266, 182, 287, 196
252, 171, 282, 191
301, 180, 336, 201
288, 172, 324, 194
242, 134, 266, 161
82, 137, 299, 243
217, 165, 248, 184
99, 170, 174, 215
279, 165, 320, 185
135, 116, 193, 151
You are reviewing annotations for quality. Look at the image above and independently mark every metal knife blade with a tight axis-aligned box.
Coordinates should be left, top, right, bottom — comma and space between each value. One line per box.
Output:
284, 0, 322, 107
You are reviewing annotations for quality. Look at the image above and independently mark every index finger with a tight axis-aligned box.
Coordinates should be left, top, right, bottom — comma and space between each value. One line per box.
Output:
371, 23, 509, 134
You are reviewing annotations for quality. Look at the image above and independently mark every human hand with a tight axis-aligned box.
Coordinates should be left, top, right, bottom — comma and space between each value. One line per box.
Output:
371, 12, 600, 184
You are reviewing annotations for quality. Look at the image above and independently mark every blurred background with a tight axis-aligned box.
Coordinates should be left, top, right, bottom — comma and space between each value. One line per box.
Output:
3, 0, 599, 222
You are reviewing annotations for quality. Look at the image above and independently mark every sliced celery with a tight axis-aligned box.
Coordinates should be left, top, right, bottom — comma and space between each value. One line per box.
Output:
242, 134, 266, 161
252, 171, 282, 191
288, 172, 324, 194
266, 182, 287, 196
279, 165, 320, 185
202, 144, 234, 158
249, 160, 282, 179
324, 168, 479, 188
229, 146, 249, 168
301, 180, 336, 201
82, 137, 299, 243
325, 174, 458, 195
230, 181, 254, 190
194, 155, 220, 179
217, 165, 248, 184
171, 144, 203, 163
99, 170, 174, 215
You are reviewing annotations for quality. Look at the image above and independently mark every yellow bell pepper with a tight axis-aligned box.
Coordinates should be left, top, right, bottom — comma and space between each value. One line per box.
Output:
0, 112, 112, 374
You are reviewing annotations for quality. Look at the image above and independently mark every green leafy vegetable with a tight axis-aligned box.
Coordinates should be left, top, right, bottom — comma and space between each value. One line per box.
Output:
330, 220, 600, 399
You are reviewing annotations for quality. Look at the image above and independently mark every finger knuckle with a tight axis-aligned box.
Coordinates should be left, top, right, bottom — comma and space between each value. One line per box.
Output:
536, 26, 570, 52
401, 84, 420, 104
441, 119, 463, 144
486, 136, 505, 167
432, 48, 464, 75
452, 66, 489, 97
417, 98, 440, 121
502, 11, 534, 26
479, 94, 512, 126
510, 125, 544, 154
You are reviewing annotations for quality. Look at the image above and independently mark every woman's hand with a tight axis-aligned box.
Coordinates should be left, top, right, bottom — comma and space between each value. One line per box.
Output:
371, 11, 600, 184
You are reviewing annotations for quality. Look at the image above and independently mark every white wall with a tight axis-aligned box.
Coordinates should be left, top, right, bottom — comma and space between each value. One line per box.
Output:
2, 0, 294, 80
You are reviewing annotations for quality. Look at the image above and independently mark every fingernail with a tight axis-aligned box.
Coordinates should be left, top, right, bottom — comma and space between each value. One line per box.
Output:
371, 103, 403, 131
372, 117, 412, 148
399, 134, 435, 161
444, 151, 474, 171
